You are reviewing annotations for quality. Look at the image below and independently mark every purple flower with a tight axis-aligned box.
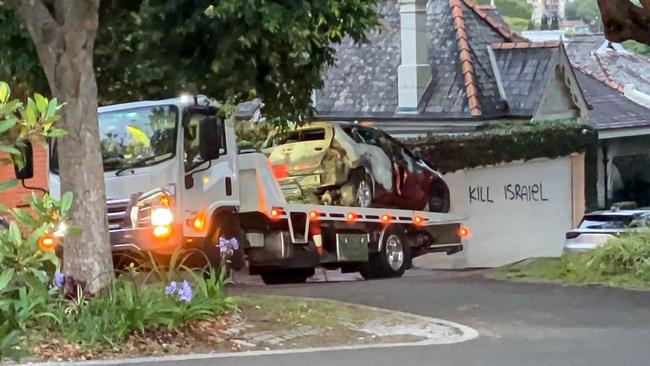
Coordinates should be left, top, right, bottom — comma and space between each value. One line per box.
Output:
178, 280, 192, 302
218, 236, 239, 255
53, 271, 65, 290
165, 281, 178, 296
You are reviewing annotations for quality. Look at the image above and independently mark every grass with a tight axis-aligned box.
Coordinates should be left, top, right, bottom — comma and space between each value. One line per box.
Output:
495, 231, 650, 290
236, 294, 373, 329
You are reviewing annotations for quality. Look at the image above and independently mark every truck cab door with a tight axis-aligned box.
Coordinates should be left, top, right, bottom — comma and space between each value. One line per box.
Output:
181, 109, 238, 238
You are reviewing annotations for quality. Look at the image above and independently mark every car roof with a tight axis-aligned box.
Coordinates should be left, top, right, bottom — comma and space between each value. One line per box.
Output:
584, 210, 650, 217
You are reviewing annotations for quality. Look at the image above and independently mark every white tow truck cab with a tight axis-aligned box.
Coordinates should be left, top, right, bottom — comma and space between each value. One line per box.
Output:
48, 96, 467, 284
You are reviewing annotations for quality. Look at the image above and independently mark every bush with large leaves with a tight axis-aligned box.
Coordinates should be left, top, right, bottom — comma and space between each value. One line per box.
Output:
0, 81, 71, 361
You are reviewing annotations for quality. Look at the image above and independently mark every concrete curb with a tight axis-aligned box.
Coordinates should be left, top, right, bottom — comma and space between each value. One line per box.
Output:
19, 298, 479, 366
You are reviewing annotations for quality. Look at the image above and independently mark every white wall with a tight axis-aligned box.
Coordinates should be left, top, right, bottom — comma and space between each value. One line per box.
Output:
415, 155, 584, 268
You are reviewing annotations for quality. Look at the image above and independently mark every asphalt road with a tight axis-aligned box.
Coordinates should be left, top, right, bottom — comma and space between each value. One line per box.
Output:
136, 269, 650, 366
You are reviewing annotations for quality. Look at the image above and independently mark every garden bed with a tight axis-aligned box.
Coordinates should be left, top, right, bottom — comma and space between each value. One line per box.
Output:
18, 294, 476, 364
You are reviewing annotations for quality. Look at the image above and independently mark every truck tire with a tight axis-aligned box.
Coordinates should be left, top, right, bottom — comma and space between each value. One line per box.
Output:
360, 228, 411, 279
340, 170, 374, 208
260, 268, 315, 285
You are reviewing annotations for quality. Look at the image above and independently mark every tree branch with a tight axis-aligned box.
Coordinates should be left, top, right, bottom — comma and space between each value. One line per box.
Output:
598, 0, 650, 45
7, 0, 62, 87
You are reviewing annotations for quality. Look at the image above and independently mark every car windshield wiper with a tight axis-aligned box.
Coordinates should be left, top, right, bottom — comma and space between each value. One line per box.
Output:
115, 154, 169, 176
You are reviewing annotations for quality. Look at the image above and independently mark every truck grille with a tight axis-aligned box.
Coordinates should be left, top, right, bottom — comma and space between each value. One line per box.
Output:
107, 199, 130, 230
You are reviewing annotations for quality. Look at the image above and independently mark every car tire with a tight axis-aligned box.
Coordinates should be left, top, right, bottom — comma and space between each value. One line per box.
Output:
340, 170, 374, 208
360, 228, 411, 279
260, 268, 315, 285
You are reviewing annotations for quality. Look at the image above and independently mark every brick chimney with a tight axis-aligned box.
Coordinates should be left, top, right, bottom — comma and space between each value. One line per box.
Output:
398, 0, 431, 111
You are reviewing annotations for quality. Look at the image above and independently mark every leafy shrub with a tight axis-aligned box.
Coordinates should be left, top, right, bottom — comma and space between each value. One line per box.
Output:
55, 268, 235, 349
501, 230, 650, 288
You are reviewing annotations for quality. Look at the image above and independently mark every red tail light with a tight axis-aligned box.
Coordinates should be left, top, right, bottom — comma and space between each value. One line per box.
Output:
457, 226, 471, 239
565, 232, 581, 239
272, 164, 289, 179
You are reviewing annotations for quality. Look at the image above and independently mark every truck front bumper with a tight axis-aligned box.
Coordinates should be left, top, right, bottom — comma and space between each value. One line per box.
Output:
109, 224, 183, 255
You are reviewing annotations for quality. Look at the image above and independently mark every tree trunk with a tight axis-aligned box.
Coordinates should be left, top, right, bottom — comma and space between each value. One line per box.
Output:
597, 0, 650, 46
13, 0, 113, 293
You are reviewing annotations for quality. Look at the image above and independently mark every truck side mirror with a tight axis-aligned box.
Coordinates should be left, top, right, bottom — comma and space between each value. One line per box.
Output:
199, 117, 222, 161
13, 140, 34, 180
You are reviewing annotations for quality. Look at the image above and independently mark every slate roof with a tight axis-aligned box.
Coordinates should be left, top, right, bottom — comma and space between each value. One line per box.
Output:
491, 41, 561, 116
564, 34, 650, 95
575, 70, 650, 131
316, 0, 541, 120
316, 0, 563, 121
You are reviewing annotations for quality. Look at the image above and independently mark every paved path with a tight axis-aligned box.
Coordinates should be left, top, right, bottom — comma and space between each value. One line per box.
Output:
64, 269, 650, 366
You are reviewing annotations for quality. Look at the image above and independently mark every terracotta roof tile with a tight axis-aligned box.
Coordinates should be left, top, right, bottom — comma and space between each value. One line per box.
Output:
450, 0, 482, 117
571, 62, 626, 93
460, 0, 515, 41
491, 41, 562, 49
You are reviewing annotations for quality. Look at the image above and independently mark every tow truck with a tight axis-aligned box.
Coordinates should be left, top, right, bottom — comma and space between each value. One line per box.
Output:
44, 96, 467, 284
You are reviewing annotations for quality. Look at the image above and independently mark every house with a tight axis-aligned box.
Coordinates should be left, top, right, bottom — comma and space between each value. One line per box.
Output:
0, 145, 48, 209
564, 34, 650, 208
315, 0, 589, 136
560, 19, 589, 34
314, 0, 592, 267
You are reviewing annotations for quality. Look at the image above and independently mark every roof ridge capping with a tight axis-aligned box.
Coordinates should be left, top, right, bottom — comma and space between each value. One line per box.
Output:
572, 62, 626, 93
450, 0, 482, 117
491, 40, 562, 49
460, 0, 515, 41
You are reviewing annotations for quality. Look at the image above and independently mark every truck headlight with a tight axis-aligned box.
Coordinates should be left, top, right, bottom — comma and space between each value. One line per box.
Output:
151, 207, 173, 226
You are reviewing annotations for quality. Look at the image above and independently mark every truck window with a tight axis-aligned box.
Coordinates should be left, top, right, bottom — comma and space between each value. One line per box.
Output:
184, 111, 226, 171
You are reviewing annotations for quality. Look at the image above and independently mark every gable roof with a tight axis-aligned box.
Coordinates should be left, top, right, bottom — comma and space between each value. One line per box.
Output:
316, 0, 527, 120
316, 0, 571, 122
564, 34, 650, 95
491, 41, 562, 116
575, 70, 650, 131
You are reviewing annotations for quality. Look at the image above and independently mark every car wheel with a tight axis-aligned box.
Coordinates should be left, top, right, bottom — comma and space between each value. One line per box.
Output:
428, 182, 450, 213
340, 171, 374, 208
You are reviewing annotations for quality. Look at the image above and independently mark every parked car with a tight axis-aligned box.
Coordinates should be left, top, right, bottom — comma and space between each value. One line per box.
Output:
262, 121, 450, 212
564, 210, 650, 252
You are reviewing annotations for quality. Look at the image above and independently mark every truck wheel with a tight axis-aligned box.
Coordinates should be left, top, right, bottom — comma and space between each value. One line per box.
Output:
260, 268, 315, 285
360, 228, 410, 279
340, 170, 373, 208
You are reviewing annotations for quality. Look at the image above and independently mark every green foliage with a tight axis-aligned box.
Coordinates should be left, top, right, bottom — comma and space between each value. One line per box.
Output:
503, 16, 530, 33
500, 229, 650, 289
0, 82, 73, 363
624, 41, 650, 58
565, 0, 600, 23
403, 120, 600, 210
477, 0, 532, 19
404, 120, 597, 173
0, 190, 74, 362
235, 120, 272, 151
0, 81, 65, 177
0, 1, 380, 125
55, 270, 235, 350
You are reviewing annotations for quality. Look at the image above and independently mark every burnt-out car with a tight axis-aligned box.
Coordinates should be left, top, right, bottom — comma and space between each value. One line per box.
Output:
262, 122, 450, 212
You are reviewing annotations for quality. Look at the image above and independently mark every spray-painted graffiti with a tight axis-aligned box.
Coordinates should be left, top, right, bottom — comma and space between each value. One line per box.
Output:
470, 183, 549, 204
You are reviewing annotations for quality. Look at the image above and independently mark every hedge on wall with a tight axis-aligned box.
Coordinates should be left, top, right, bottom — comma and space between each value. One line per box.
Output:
403, 120, 599, 210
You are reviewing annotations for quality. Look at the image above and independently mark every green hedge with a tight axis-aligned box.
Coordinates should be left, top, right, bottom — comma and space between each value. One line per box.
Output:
403, 120, 599, 210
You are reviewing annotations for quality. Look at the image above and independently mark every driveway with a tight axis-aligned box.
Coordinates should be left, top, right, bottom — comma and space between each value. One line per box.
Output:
96, 269, 650, 366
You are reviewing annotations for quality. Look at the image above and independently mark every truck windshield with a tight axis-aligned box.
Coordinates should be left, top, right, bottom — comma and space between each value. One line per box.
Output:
50, 105, 178, 173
